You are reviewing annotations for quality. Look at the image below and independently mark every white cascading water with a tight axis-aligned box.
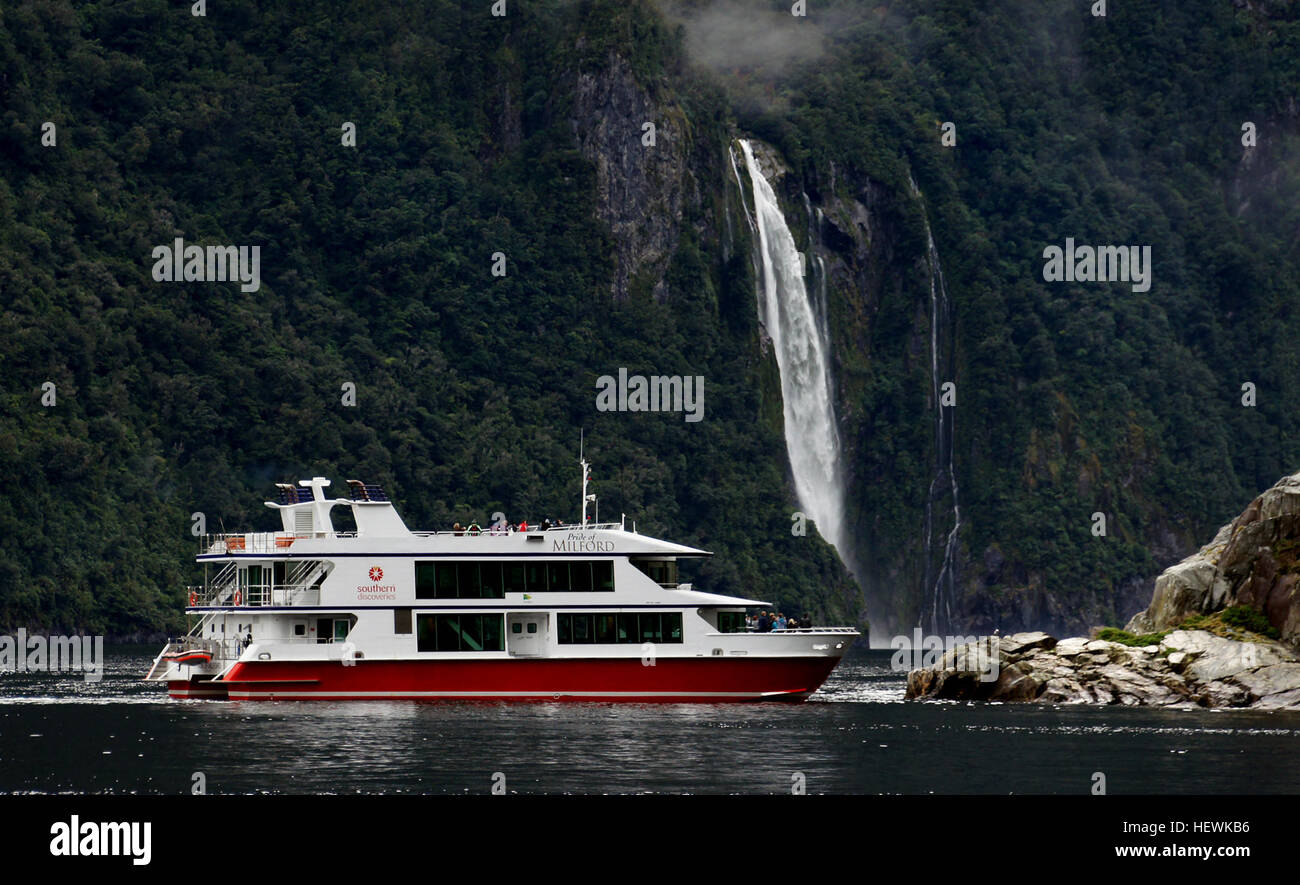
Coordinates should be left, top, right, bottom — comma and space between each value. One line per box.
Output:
737, 140, 849, 562
910, 176, 962, 634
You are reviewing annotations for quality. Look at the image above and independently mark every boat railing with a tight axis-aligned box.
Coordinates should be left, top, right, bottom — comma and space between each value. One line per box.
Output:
410, 522, 625, 537
188, 583, 321, 608
200, 524, 625, 553
200, 532, 335, 555
145, 636, 240, 680
737, 627, 860, 634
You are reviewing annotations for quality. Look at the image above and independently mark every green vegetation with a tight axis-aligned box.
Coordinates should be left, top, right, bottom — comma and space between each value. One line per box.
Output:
2, 0, 1298, 636
1099, 605, 1280, 646
0, 0, 852, 633
1181, 606, 1280, 641
1095, 627, 1170, 648
744, 0, 1300, 630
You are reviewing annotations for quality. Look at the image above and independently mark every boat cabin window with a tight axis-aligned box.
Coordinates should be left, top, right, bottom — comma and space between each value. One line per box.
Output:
717, 611, 746, 633
416, 562, 506, 599
314, 617, 353, 643
557, 612, 682, 644
416, 614, 505, 652
419, 560, 613, 596
631, 558, 678, 588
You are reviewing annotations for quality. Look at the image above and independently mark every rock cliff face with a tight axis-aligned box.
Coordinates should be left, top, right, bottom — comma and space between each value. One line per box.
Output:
905, 629, 1300, 709
1126, 471, 1300, 645
570, 52, 692, 301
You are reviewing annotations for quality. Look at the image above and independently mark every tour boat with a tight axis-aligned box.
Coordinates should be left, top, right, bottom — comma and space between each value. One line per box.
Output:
145, 461, 858, 701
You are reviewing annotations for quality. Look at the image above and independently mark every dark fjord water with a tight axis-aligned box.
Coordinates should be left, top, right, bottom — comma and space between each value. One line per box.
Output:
0, 646, 1296, 795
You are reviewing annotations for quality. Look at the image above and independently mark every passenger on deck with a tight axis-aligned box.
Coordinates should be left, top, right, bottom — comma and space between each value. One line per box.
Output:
757, 611, 772, 633
518, 520, 528, 532
453, 522, 464, 536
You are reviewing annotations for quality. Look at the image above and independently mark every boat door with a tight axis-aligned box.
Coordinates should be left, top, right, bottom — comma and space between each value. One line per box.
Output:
507, 613, 546, 656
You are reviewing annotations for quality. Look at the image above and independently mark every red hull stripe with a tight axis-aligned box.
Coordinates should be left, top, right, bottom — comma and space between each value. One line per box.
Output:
169, 656, 840, 702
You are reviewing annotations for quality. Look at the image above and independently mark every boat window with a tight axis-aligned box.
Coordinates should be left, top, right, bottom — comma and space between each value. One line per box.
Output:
482, 615, 502, 650
417, 614, 505, 652
479, 562, 503, 597
457, 562, 480, 597
415, 563, 437, 598
504, 563, 526, 594
570, 561, 593, 592
526, 562, 546, 591
436, 562, 457, 597
559, 613, 682, 645
639, 613, 663, 643
546, 562, 568, 592
631, 558, 677, 588
571, 614, 593, 643
415, 561, 505, 599
437, 615, 461, 650
717, 611, 746, 634
394, 609, 412, 635
617, 613, 637, 642
417, 560, 613, 595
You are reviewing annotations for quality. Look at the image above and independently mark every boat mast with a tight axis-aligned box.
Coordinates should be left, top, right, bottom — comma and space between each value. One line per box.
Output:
580, 430, 596, 525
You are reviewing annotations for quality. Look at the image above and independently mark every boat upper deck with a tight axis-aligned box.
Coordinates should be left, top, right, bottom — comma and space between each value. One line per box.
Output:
197, 523, 710, 560
194, 475, 711, 562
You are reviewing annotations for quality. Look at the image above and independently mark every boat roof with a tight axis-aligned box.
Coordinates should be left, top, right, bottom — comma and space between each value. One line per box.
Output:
199, 477, 714, 560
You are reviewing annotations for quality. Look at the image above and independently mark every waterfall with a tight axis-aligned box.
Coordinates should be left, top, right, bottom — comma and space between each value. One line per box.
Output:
910, 176, 962, 634
737, 139, 849, 563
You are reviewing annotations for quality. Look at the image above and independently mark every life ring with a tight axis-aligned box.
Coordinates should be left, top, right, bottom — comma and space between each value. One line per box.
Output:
188, 591, 197, 606
233, 589, 242, 606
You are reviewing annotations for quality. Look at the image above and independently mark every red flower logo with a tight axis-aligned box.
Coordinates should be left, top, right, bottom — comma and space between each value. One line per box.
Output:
369, 566, 383, 582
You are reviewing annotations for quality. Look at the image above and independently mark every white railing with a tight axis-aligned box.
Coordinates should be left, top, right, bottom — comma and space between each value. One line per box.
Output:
189, 583, 321, 607
737, 627, 860, 634
144, 636, 242, 680
201, 532, 332, 555
200, 523, 626, 552
411, 522, 625, 537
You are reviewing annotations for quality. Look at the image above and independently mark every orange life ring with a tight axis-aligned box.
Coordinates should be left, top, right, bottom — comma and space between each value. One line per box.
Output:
189, 591, 197, 606
233, 589, 242, 606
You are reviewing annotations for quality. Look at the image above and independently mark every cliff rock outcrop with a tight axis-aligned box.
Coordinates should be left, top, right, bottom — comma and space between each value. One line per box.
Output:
905, 629, 1300, 709
1126, 471, 1300, 645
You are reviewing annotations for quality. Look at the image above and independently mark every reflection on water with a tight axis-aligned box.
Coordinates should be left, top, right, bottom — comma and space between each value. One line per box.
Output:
0, 646, 1296, 794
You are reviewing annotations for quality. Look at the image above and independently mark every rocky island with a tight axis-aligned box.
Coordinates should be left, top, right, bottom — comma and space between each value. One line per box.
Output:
907, 471, 1300, 709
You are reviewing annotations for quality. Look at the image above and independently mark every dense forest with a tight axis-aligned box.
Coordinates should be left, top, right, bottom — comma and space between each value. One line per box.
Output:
1, 0, 1297, 639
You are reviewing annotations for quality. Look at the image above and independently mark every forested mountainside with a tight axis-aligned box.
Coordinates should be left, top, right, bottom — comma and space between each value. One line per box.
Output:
1, 0, 1297, 638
